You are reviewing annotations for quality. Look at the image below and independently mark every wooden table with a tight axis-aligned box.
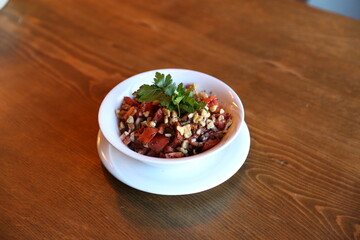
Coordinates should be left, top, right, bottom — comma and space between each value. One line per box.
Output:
1, 0, 359, 239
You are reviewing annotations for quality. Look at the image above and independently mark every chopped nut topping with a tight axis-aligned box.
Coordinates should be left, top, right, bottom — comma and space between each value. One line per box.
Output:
149, 121, 156, 128
201, 109, 211, 118
193, 112, 200, 123
163, 108, 171, 117
183, 124, 192, 138
115, 109, 122, 118
177, 124, 192, 138
199, 92, 208, 99
176, 125, 184, 135
130, 132, 135, 141
177, 147, 188, 154
120, 131, 129, 140
192, 83, 198, 91
122, 103, 131, 110
169, 117, 178, 124
219, 108, 225, 114
206, 120, 215, 129
171, 111, 178, 118
181, 140, 189, 149
116, 110, 127, 118
126, 116, 134, 123
128, 123, 135, 130
210, 105, 218, 112
143, 111, 150, 117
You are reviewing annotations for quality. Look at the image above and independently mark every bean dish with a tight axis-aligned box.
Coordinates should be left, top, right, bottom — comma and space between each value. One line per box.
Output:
116, 86, 232, 158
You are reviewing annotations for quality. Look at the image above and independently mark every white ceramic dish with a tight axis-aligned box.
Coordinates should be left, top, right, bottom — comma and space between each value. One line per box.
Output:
98, 69, 245, 167
97, 122, 250, 195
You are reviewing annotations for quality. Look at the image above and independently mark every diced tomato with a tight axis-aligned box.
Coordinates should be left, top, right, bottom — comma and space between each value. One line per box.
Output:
203, 96, 218, 107
152, 108, 164, 122
140, 102, 146, 112
202, 139, 220, 151
137, 127, 158, 144
124, 106, 137, 120
135, 127, 145, 135
209, 100, 218, 107
148, 135, 170, 153
203, 95, 217, 104
124, 97, 139, 106
140, 102, 155, 113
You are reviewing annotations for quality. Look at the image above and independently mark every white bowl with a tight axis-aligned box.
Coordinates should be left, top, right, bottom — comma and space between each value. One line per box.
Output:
98, 69, 245, 168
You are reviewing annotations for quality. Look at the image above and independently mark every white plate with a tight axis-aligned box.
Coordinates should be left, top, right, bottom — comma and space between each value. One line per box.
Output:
97, 123, 250, 195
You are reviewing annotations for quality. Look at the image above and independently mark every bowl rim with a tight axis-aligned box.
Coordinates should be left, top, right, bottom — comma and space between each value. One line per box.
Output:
98, 68, 245, 164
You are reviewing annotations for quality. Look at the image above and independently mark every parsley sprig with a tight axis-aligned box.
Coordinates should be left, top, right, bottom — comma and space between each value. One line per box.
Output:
133, 72, 205, 116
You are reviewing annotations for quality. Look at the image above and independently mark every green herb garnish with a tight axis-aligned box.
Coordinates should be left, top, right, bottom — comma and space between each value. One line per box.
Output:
133, 72, 205, 116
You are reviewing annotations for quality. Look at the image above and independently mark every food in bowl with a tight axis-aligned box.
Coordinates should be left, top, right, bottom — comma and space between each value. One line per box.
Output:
116, 72, 233, 158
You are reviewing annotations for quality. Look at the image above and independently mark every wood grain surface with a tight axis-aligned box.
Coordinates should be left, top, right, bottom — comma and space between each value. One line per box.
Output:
1, 0, 359, 239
